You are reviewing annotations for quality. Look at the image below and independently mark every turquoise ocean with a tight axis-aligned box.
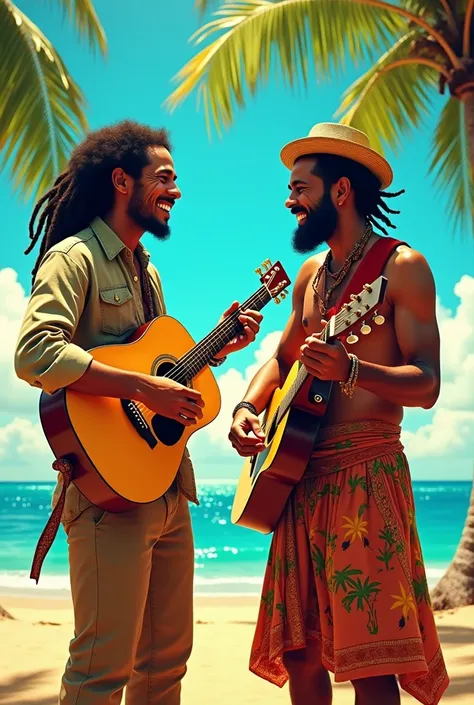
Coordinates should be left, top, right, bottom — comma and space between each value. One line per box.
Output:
0, 481, 470, 598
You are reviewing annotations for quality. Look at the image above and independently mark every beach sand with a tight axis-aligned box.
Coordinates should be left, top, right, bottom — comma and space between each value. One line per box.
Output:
0, 594, 472, 704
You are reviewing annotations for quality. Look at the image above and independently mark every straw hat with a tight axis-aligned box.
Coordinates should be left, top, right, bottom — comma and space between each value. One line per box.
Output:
280, 123, 393, 189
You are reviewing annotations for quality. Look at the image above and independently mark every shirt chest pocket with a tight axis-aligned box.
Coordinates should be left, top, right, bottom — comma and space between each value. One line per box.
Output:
99, 285, 136, 336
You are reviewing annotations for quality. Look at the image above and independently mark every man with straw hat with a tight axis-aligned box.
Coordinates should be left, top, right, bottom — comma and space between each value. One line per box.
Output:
229, 123, 448, 705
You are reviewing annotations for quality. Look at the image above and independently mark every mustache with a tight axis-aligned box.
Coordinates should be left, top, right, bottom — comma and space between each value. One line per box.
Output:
290, 205, 307, 215
157, 196, 176, 205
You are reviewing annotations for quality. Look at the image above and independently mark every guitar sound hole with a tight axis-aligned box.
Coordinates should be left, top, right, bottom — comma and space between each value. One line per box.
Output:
151, 360, 189, 446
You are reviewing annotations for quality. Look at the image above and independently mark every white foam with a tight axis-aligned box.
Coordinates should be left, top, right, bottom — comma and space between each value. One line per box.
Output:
0, 566, 449, 598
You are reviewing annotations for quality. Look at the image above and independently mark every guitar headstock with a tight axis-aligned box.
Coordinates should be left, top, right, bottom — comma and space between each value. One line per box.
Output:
328, 276, 388, 345
256, 259, 291, 304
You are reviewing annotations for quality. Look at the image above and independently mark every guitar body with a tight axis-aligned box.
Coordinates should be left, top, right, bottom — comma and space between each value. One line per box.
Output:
231, 274, 389, 535
39, 315, 221, 512
231, 361, 332, 534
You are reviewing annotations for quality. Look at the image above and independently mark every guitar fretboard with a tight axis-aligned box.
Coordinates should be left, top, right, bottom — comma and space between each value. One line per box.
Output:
272, 324, 330, 427
165, 286, 271, 384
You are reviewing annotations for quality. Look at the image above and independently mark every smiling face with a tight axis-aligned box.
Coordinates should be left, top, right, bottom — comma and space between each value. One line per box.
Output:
286, 156, 339, 254
127, 145, 181, 240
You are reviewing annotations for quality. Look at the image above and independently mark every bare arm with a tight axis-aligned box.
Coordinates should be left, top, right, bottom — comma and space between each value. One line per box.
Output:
14, 250, 203, 425
355, 248, 440, 409
229, 258, 315, 455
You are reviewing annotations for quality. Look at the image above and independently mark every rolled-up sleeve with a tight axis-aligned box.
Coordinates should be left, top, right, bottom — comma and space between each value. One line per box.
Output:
14, 249, 93, 395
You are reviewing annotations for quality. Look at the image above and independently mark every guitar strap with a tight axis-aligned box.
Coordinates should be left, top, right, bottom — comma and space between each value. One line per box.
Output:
305, 236, 408, 445
325, 236, 409, 324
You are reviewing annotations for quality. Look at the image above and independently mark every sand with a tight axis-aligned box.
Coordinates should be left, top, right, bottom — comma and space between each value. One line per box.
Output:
0, 594, 472, 704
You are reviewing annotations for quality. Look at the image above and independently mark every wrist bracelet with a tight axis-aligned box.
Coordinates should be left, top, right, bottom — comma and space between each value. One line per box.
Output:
209, 355, 227, 368
232, 401, 258, 418
339, 354, 359, 398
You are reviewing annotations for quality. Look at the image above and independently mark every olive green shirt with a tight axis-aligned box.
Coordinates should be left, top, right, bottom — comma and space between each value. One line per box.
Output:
15, 216, 198, 506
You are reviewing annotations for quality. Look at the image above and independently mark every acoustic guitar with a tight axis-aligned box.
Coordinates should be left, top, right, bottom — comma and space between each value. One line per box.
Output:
231, 275, 387, 534
40, 260, 291, 512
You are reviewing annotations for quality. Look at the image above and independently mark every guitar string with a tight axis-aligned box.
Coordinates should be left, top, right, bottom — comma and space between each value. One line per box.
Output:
166, 288, 269, 379
166, 265, 294, 377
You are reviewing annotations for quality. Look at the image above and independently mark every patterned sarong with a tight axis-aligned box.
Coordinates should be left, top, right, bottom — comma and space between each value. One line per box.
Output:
250, 420, 449, 705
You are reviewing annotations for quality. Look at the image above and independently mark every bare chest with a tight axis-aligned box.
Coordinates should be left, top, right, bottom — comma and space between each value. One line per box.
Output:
301, 264, 401, 367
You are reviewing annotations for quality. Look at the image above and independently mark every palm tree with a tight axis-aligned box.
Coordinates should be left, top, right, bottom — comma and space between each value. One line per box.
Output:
430, 471, 474, 609
168, 0, 474, 233
0, 0, 106, 201
1, 0, 105, 621
168, 0, 474, 609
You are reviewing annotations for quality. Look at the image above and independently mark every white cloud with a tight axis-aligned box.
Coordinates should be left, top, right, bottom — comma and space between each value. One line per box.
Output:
0, 417, 53, 480
0, 268, 41, 414
402, 274, 474, 459
196, 330, 282, 449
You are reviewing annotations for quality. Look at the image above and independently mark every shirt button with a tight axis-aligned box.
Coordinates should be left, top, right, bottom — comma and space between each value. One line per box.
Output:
114, 295, 120, 302
133, 275, 138, 282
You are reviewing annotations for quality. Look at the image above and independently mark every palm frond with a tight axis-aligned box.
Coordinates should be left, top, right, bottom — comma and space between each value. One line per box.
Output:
335, 33, 439, 155
165, 0, 406, 135
429, 97, 474, 235
403, 0, 447, 17
0, 1, 88, 200
49, 0, 107, 55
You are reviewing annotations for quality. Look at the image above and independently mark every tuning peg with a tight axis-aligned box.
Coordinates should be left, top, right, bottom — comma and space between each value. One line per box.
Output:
360, 321, 371, 335
346, 332, 359, 345
280, 291, 287, 300
255, 267, 263, 276
274, 296, 281, 305
373, 310, 385, 326
261, 259, 272, 271
363, 283, 373, 293
350, 293, 362, 303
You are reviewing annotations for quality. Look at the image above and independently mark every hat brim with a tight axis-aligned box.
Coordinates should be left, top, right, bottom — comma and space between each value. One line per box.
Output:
280, 136, 393, 190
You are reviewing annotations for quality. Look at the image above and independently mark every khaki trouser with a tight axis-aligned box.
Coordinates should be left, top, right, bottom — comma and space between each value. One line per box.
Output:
58, 480, 194, 705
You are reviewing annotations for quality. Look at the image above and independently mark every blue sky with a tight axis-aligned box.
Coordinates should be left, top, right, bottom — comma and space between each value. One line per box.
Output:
1, 0, 473, 481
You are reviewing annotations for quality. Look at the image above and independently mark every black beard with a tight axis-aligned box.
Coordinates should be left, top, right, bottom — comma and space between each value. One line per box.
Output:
127, 183, 171, 241
291, 190, 338, 254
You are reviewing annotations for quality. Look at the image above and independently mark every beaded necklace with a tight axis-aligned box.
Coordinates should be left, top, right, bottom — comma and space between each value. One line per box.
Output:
312, 223, 373, 316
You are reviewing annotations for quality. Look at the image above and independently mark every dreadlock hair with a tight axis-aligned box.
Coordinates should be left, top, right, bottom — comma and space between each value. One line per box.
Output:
298, 153, 405, 235
26, 120, 172, 290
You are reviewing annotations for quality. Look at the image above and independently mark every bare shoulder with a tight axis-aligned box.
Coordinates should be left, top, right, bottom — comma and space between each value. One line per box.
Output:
295, 251, 327, 285
385, 244, 437, 311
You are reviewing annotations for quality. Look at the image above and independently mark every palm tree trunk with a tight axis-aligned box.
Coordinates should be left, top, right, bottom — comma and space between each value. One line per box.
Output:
430, 93, 474, 611
0, 604, 14, 620
462, 90, 474, 178
431, 471, 474, 610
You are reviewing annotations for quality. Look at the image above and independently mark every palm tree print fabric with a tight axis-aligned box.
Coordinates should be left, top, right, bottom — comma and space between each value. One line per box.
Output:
250, 421, 449, 705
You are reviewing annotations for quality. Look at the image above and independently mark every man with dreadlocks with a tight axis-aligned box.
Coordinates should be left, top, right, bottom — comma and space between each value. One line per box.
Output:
228, 124, 448, 705
14, 119, 263, 705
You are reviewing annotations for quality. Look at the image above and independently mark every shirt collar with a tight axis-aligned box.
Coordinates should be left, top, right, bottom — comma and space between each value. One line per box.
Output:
89, 216, 151, 265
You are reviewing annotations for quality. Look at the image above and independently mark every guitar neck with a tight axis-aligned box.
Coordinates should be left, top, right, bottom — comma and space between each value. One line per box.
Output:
165, 286, 272, 384
275, 324, 330, 423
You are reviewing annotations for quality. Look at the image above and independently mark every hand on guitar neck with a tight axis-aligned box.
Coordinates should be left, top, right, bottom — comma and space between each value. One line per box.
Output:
69, 359, 204, 426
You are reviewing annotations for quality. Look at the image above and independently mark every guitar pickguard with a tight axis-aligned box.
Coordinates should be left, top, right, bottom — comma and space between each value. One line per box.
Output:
121, 359, 187, 448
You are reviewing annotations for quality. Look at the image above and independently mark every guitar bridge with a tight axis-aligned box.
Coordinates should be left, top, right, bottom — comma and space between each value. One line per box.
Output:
121, 399, 157, 449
